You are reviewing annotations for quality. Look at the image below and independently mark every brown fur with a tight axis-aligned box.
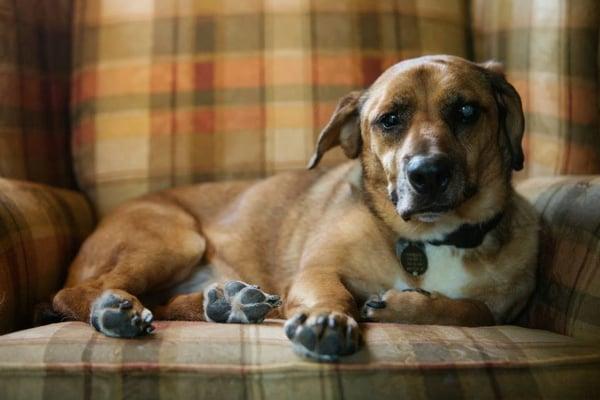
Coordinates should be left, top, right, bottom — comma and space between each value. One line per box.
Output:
53, 55, 538, 356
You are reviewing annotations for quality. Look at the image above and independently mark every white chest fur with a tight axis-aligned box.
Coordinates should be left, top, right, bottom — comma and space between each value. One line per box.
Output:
394, 244, 470, 299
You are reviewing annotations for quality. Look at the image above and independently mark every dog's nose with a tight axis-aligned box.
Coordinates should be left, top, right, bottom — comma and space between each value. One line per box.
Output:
406, 154, 453, 196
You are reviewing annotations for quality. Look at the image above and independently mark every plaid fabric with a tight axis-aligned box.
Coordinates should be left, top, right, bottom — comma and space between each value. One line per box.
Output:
0, 178, 95, 335
472, 0, 600, 179
71, 0, 471, 214
517, 176, 600, 342
1, 321, 599, 400
0, 0, 75, 188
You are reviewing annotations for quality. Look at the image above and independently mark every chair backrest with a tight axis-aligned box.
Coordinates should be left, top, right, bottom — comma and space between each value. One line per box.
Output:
70, 0, 471, 214
472, 0, 600, 179
518, 176, 600, 341
2, 1, 598, 215
0, 0, 75, 189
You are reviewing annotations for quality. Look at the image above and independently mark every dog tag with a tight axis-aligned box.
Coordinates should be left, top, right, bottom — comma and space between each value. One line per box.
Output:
395, 240, 428, 276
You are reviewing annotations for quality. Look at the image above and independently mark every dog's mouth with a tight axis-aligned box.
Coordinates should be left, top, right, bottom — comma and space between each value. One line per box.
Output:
389, 178, 477, 223
389, 187, 456, 222
400, 204, 453, 222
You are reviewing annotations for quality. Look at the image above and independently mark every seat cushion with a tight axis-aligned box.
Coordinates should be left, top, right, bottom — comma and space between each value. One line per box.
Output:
1, 321, 598, 399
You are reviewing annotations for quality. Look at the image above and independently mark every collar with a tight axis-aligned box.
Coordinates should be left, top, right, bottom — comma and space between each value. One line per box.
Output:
421, 212, 504, 249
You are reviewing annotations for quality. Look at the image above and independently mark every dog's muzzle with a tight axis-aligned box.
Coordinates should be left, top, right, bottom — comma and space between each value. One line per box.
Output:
391, 153, 462, 222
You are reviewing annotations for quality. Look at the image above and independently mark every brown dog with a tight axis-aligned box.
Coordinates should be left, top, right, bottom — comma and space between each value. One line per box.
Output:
52, 55, 539, 361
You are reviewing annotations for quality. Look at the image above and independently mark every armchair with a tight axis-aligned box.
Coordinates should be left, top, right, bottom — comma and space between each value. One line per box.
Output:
1, 1, 598, 398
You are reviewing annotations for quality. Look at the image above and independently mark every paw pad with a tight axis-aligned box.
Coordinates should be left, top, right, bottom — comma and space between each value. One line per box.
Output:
204, 281, 282, 324
90, 291, 154, 338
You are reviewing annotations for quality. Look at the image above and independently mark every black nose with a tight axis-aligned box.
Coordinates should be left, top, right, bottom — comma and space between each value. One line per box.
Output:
406, 154, 453, 196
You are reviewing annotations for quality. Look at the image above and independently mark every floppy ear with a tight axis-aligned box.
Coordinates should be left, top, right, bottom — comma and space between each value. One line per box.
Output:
307, 91, 363, 169
480, 61, 525, 171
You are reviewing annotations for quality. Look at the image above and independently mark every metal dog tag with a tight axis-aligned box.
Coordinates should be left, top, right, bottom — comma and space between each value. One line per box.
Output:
395, 240, 428, 276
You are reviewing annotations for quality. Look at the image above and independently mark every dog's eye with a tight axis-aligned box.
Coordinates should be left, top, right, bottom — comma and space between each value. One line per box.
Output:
379, 113, 400, 130
458, 104, 479, 124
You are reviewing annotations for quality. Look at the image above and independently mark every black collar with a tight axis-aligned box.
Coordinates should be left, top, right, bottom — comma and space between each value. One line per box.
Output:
393, 213, 503, 277
424, 213, 504, 249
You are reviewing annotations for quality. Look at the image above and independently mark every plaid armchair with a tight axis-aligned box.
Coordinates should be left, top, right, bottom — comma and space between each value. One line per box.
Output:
1, 1, 599, 399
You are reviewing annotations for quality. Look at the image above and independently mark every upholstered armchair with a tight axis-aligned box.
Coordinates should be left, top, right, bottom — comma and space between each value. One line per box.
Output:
1, 1, 599, 398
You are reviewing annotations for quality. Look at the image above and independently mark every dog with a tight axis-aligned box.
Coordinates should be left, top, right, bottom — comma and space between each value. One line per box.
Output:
52, 55, 539, 361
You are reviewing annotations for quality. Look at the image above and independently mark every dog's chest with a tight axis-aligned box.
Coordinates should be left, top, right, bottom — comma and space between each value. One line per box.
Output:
393, 244, 471, 298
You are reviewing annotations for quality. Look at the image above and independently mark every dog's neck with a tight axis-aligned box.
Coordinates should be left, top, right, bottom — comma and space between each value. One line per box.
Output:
422, 212, 504, 248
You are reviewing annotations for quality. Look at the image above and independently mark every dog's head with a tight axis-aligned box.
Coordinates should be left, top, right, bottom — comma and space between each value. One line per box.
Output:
308, 55, 525, 240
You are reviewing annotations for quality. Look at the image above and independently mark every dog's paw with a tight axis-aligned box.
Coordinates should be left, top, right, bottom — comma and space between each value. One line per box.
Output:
361, 293, 387, 321
284, 311, 360, 362
204, 281, 282, 323
361, 288, 431, 322
90, 290, 154, 338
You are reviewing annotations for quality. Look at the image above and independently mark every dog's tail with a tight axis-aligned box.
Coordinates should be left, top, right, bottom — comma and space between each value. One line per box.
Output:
32, 302, 64, 326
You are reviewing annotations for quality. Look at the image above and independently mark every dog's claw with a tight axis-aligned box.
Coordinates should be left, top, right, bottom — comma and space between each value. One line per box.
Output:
142, 309, 153, 323
284, 313, 307, 339
204, 281, 282, 324
266, 294, 282, 307
402, 288, 431, 296
365, 294, 386, 309
119, 300, 133, 310
361, 294, 388, 320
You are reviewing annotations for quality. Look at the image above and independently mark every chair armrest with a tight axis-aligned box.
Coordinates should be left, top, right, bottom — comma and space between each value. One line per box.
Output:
516, 176, 600, 341
0, 178, 95, 334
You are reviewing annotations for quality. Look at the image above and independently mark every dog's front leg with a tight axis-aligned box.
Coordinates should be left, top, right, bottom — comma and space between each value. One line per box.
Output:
361, 289, 495, 326
283, 269, 361, 361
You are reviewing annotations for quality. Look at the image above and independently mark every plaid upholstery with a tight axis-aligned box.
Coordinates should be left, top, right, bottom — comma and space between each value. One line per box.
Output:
71, 0, 471, 214
0, 178, 95, 335
472, 0, 600, 179
2, 3, 600, 398
517, 176, 600, 342
1, 321, 599, 400
0, 0, 75, 188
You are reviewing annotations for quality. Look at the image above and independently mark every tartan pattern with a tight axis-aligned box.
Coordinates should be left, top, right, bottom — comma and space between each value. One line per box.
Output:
472, 0, 600, 179
0, 0, 75, 188
1, 3, 599, 397
1, 321, 599, 400
517, 176, 600, 342
71, 0, 471, 214
0, 178, 95, 335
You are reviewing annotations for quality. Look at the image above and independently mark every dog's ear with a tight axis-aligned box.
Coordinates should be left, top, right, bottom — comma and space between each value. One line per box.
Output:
307, 91, 363, 169
480, 61, 525, 171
